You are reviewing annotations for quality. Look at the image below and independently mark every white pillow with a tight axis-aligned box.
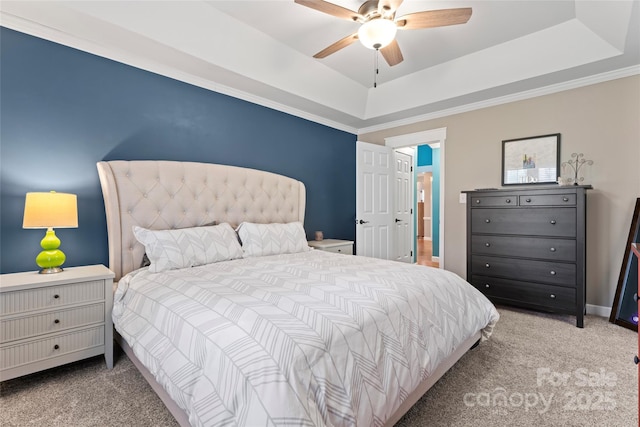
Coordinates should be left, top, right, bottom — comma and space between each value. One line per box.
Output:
236, 221, 311, 257
133, 223, 243, 273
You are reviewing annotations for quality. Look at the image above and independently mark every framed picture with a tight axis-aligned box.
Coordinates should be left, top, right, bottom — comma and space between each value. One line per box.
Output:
501, 133, 560, 186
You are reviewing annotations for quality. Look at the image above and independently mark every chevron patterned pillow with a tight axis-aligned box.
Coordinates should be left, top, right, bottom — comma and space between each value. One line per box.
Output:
237, 221, 311, 257
133, 223, 243, 273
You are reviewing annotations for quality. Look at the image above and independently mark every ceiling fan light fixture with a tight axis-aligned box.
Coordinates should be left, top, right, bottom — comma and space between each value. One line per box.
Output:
358, 18, 397, 50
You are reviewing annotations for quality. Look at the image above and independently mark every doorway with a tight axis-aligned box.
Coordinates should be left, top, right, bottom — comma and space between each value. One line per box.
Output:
416, 172, 438, 268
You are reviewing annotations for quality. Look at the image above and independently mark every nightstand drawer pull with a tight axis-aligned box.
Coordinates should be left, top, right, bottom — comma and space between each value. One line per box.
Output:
550, 270, 556, 275
53, 294, 60, 299
54, 344, 59, 350
54, 319, 60, 324
550, 220, 557, 225
550, 247, 556, 252
550, 294, 556, 299
485, 219, 491, 223
635, 355, 639, 365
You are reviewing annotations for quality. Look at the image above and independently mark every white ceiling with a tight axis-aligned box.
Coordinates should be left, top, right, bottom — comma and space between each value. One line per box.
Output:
1, 1, 639, 134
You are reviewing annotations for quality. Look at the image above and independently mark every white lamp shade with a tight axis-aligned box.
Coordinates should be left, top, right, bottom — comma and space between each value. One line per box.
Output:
23, 191, 78, 229
358, 18, 397, 50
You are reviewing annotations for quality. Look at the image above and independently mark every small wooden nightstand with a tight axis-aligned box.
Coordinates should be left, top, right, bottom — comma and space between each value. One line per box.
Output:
0, 264, 115, 381
308, 239, 354, 255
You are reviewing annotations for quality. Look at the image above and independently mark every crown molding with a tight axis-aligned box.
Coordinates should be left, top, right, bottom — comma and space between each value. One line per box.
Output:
357, 65, 640, 135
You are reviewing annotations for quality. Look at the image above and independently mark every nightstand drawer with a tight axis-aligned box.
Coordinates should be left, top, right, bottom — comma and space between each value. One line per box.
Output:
321, 244, 353, 254
0, 280, 105, 316
0, 325, 105, 371
0, 303, 105, 343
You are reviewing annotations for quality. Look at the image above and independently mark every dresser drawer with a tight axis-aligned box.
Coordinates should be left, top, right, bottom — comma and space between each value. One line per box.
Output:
471, 235, 576, 261
471, 208, 576, 237
0, 303, 105, 343
470, 195, 518, 207
0, 280, 105, 316
471, 255, 576, 286
519, 194, 576, 206
470, 275, 576, 311
0, 325, 105, 371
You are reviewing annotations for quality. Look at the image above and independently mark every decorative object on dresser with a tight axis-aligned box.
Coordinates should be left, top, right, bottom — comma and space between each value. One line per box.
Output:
22, 191, 78, 274
609, 197, 640, 332
464, 185, 591, 327
561, 152, 594, 186
0, 265, 114, 381
501, 134, 560, 186
307, 238, 354, 255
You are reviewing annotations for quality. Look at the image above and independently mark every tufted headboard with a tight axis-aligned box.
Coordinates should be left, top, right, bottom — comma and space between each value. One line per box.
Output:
97, 160, 306, 281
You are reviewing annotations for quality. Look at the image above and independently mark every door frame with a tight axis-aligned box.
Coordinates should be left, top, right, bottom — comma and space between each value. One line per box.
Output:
384, 127, 446, 269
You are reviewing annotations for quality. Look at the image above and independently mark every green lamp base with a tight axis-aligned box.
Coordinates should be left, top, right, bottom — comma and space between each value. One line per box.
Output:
36, 229, 66, 274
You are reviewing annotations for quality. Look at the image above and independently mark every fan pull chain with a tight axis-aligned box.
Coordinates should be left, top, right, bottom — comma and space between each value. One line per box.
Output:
374, 49, 379, 88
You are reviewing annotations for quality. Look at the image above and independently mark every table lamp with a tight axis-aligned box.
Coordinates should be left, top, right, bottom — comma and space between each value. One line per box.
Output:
23, 191, 78, 274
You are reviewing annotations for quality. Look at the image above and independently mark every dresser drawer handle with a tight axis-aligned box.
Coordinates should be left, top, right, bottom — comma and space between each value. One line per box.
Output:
550, 220, 557, 225
485, 263, 490, 268
54, 344, 60, 350
550, 247, 556, 252
635, 355, 639, 365
475, 199, 481, 204
485, 219, 491, 223
485, 284, 490, 288
634, 293, 638, 302
54, 319, 60, 324
54, 294, 60, 299
550, 270, 556, 275
550, 294, 556, 299
485, 242, 491, 247
525, 198, 532, 203
563, 197, 569, 202
505, 199, 511, 203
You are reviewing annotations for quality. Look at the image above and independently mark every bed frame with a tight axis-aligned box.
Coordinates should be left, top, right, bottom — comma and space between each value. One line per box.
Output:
97, 160, 480, 427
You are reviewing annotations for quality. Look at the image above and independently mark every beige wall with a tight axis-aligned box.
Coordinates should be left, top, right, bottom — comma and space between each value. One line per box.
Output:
359, 75, 640, 309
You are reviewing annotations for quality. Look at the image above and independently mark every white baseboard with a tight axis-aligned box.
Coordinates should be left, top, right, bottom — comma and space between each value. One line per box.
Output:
586, 304, 611, 318
432, 256, 439, 262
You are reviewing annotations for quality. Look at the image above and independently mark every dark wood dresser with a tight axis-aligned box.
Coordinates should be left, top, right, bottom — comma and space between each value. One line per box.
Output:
464, 186, 591, 327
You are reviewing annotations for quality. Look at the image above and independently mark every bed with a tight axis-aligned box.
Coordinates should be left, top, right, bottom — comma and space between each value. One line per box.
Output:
97, 160, 499, 427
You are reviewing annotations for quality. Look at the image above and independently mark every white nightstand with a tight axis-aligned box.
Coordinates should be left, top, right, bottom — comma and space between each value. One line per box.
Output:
0, 264, 115, 381
308, 239, 354, 255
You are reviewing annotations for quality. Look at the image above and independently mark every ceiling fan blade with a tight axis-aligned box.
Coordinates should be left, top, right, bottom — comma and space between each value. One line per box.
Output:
396, 8, 472, 30
313, 33, 359, 59
295, 0, 361, 21
380, 39, 403, 66
378, 0, 404, 16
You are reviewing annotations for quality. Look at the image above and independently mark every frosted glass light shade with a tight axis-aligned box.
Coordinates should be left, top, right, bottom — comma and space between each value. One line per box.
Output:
23, 191, 78, 229
358, 18, 397, 50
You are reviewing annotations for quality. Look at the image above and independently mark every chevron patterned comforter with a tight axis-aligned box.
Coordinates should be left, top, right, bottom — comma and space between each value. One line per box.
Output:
113, 250, 499, 427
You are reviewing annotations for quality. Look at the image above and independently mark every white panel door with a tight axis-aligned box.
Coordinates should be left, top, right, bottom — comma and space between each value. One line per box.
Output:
394, 150, 413, 263
356, 141, 393, 259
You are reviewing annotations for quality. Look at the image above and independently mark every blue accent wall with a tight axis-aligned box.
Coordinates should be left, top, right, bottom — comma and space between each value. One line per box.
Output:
417, 145, 432, 166
0, 28, 357, 274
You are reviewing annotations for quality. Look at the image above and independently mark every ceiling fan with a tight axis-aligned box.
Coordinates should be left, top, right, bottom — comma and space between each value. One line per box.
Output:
295, 0, 472, 66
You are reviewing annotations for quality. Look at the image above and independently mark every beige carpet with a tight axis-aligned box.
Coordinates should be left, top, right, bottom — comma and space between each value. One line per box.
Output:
1, 306, 637, 427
